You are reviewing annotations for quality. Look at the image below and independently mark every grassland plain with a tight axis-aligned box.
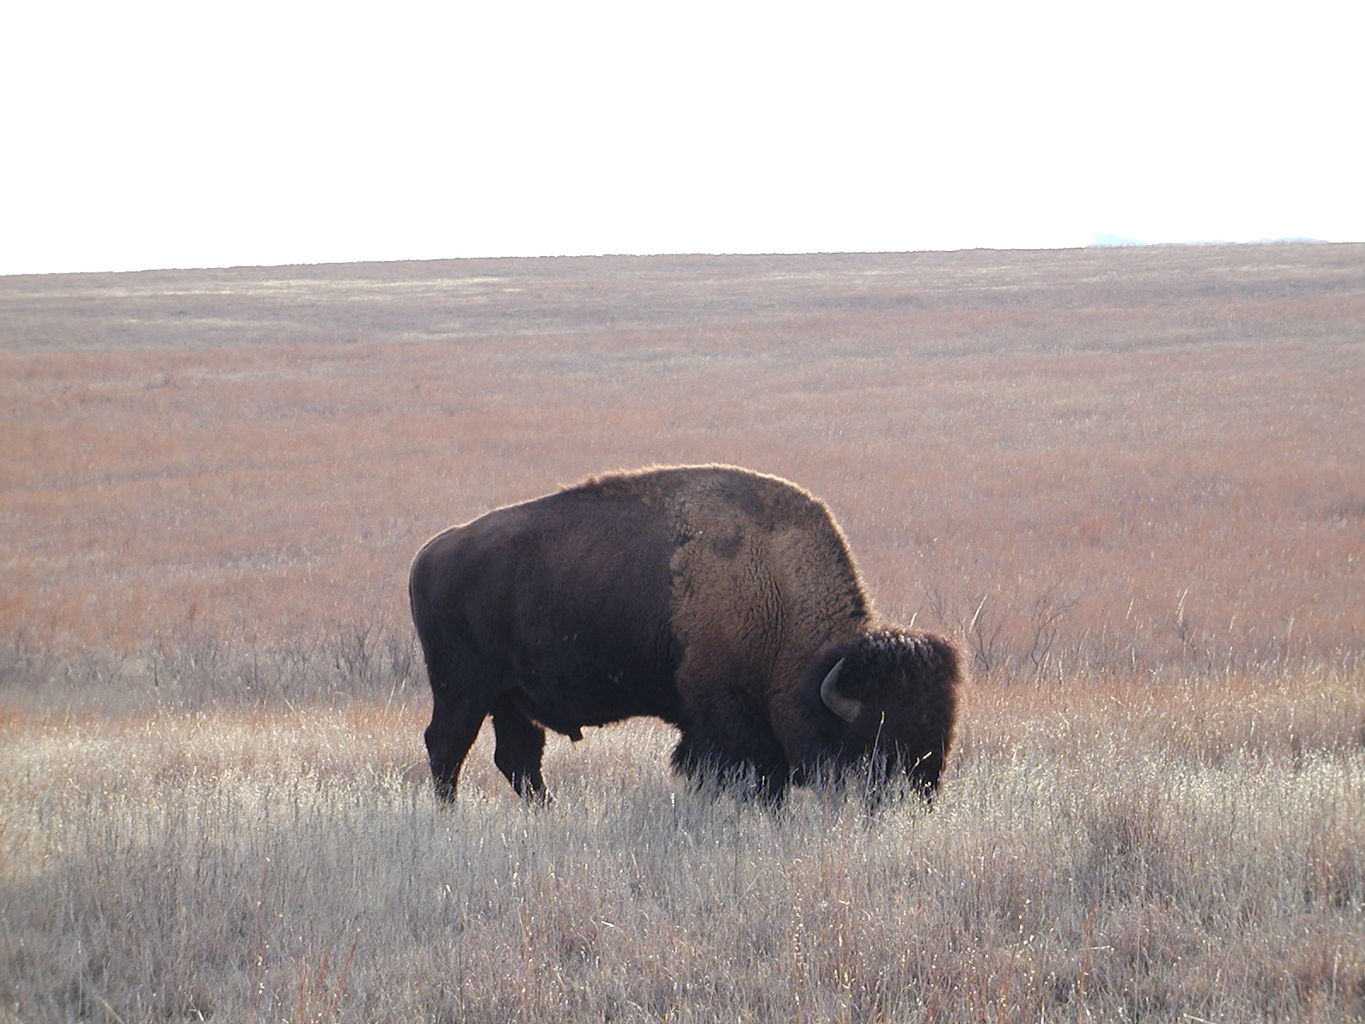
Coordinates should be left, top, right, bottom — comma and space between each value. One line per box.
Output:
2, 243, 1363, 1021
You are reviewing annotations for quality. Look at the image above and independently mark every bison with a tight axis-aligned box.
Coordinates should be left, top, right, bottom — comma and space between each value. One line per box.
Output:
408, 464, 960, 805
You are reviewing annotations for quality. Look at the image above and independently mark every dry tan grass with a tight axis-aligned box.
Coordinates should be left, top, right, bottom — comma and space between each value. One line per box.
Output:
2, 667, 1361, 1023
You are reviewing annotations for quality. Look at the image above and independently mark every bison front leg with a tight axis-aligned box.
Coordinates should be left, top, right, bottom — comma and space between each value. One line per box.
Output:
492, 696, 550, 803
671, 731, 789, 806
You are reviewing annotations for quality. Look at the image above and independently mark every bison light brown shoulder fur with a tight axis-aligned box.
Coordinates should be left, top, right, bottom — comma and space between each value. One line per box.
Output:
409, 464, 961, 804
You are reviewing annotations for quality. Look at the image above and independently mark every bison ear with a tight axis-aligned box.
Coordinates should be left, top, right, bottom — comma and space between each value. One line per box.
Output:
819, 658, 863, 723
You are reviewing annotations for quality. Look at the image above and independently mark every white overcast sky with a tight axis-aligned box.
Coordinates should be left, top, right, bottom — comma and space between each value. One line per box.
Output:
3, 0, 1362, 276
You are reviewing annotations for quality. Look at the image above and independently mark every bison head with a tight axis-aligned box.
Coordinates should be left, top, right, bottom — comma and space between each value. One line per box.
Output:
795, 626, 961, 802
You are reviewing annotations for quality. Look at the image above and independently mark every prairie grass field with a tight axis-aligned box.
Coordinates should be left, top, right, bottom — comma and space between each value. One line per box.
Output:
2, 243, 1363, 1021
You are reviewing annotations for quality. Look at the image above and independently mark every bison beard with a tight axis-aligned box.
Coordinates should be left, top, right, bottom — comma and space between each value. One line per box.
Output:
409, 465, 961, 806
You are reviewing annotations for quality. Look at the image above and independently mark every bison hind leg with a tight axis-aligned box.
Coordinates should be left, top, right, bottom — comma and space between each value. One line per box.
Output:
492, 696, 550, 803
424, 700, 486, 803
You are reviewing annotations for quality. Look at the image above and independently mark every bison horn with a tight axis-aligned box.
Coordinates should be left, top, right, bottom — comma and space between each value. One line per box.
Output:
819, 658, 863, 723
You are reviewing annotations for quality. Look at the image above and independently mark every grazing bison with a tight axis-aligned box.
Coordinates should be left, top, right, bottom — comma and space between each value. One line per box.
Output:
409, 465, 960, 804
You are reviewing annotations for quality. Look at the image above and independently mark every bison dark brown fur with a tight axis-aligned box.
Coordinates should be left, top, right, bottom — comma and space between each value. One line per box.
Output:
408, 465, 961, 805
